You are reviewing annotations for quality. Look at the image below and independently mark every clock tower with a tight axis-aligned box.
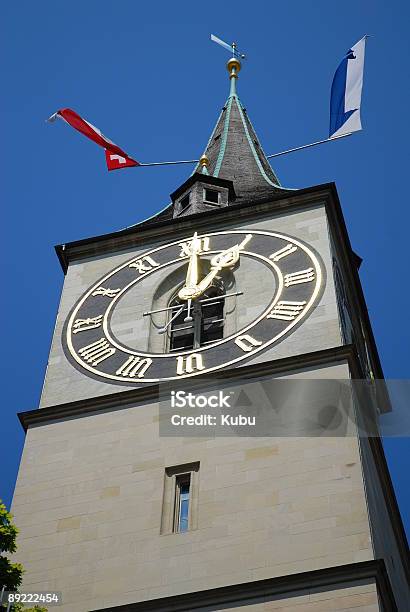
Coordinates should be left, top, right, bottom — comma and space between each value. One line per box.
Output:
12, 57, 409, 611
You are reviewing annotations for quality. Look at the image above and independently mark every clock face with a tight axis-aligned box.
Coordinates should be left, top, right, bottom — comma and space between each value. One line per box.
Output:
63, 229, 324, 383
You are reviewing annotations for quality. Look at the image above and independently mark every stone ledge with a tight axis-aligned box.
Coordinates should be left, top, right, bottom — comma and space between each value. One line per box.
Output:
19, 345, 357, 431
89, 559, 397, 612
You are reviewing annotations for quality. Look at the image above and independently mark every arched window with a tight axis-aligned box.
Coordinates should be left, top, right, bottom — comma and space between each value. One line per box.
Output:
168, 281, 225, 352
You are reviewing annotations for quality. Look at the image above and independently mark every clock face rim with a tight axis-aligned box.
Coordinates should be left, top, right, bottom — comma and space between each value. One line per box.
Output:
64, 229, 325, 383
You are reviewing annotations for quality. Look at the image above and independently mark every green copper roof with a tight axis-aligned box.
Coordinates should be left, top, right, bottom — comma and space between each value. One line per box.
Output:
194, 67, 288, 203
213, 95, 234, 178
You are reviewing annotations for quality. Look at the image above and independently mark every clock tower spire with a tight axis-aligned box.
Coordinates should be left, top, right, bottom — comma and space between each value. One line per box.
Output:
195, 55, 285, 202
172, 55, 288, 217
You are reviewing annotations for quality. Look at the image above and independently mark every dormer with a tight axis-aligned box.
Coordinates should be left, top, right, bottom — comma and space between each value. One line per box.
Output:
171, 163, 236, 218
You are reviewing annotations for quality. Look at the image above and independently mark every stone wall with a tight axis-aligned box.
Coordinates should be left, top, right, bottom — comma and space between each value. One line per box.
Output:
11, 363, 379, 611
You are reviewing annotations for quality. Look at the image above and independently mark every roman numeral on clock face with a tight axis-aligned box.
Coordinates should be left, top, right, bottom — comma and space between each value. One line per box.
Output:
269, 243, 297, 261
78, 338, 116, 365
179, 237, 210, 257
267, 301, 306, 321
116, 356, 152, 378
92, 287, 121, 298
176, 353, 205, 375
73, 316, 103, 334
284, 268, 315, 286
129, 256, 160, 275
235, 335, 263, 352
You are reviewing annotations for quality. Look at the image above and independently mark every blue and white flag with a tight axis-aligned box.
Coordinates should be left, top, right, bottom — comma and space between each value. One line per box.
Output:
329, 36, 366, 139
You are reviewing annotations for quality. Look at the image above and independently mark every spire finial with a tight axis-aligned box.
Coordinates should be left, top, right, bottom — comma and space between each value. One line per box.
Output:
210, 35, 245, 97
227, 56, 241, 97
199, 154, 210, 174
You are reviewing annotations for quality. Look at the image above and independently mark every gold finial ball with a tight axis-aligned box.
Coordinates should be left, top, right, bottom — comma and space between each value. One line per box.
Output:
199, 154, 209, 167
227, 57, 241, 75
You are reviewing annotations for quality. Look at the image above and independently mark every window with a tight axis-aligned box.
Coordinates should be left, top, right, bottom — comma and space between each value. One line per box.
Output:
179, 192, 190, 211
168, 283, 225, 351
161, 462, 200, 535
203, 188, 219, 205
201, 286, 225, 345
175, 474, 191, 533
168, 299, 195, 351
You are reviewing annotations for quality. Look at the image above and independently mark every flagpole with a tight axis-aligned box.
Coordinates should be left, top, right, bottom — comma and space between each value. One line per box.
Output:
136, 132, 355, 167
138, 159, 200, 167
266, 132, 354, 159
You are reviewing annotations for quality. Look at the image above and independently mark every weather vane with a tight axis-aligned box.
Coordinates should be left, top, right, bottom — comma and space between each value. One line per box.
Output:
210, 34, 246, 59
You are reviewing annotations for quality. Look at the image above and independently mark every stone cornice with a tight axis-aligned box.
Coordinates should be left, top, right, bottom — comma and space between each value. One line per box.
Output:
90, 559, 397, 612
55, 183, 336, 273
19, 345, 356, 431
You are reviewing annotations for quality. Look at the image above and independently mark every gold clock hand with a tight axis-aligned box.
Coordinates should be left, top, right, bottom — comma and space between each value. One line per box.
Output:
195, 266, 222, 294
210, 233, 252, 268
185, 232, 201, 288
178, 233, 202, 300
195, 234, 252, 295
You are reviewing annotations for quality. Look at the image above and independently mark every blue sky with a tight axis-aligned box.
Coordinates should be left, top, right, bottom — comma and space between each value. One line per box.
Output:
1, 0, 409, 537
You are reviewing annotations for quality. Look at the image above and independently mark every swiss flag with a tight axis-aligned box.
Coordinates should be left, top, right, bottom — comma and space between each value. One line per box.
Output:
48, 108, 140, 170
105, 149, 140, 171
